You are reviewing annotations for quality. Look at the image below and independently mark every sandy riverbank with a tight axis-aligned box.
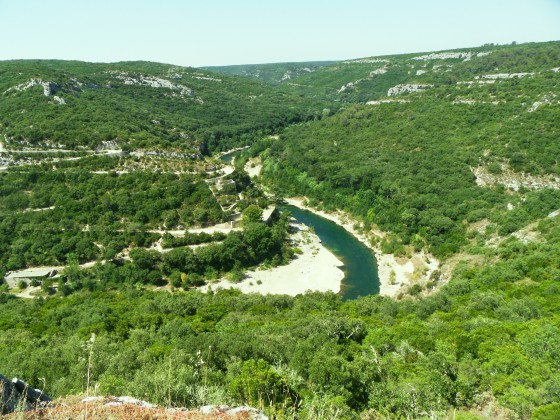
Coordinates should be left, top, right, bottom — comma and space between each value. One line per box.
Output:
199, 221, 344, 296
244, 157, 262, 178
283, 197, 440, 298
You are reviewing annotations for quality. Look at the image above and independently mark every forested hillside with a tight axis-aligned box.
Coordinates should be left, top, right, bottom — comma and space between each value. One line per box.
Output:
1, 216, 560, 418
0, 60, 323, 152
1, 41, 560, 419
261, 41, 560, 258
203, 61, 335, 84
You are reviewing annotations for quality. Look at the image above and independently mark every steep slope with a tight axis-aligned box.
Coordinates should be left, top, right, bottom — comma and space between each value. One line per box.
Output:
283, 41, 560, 103
0, 60, 322, 153
261, 41, 560, 257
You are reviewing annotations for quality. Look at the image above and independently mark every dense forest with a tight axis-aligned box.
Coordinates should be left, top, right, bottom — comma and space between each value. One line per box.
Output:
1, 213, 559, 418
0, 60, 324, 152
1, 41, 560, 418
0, 163, 220, 270
260, 42, 560, 258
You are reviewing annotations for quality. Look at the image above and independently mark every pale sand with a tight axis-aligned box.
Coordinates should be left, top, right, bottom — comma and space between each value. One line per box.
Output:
199, 196, 440, 299
199, 221, 344, 296
244, 157, 262, 178
284, 197, 440, 298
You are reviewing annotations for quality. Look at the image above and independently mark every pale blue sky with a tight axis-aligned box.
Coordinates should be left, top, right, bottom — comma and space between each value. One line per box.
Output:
1, 0, 559, 67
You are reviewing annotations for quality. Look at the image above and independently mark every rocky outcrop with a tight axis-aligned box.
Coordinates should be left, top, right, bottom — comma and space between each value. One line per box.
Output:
112, 72, 193, 96
338, 81, 357, 93
0, 375, 51, 414
387, 84, 433, 96
478, 72, 534, 80
52, 95, 65, 105
412, 51, 492, 61
472, 165, 560, 191
366, 99, 409, 105
130, 150, 203, 160
82, 395, 158, 408
528, 93, 557, 112
195, 405, 269, 419
343, 58, 390, 64
78, 397, 268, 419
3, 79, 60, 96
192, 75, 222, 82
370, 66, 387, 76
0, 374, 16, 414
43, 81, 59, 96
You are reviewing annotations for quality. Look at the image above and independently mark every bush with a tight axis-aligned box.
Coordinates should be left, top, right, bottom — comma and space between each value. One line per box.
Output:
169, 271, 182, 288
408, 284, 423, 296
533, 403, 560, 420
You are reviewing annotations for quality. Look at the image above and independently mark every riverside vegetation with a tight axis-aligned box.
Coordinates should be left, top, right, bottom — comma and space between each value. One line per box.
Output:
1, 41, 560, 419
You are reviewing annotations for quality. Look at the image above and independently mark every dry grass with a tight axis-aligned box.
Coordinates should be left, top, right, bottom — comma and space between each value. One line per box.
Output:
4, 397, 254, 420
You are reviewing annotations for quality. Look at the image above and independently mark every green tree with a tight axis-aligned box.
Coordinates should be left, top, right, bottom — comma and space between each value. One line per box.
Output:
242, 204, 263, 226
228, 359, 297, 409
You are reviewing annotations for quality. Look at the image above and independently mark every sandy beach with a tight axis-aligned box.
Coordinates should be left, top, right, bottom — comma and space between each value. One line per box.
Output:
283, 197, 440, 298
200, 195, 439, 299
199, 221, 344, 296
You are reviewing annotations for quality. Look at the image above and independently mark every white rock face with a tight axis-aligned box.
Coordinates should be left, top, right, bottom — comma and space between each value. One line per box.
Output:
281, 71, 292, 81
416, 69, 427, 76
338, 64, 390, 93
192, 75, 222, 82
412, 52, 471, 61
96, 140, 120, 151
528, 93, 557, 112
367, 99, 409, 105
370, 67, 387, 76
114, 73, 193, 96
52, 96, 65, 105
387, 84, 433, 96
528, 101, 544, 112
478, 73, 534, 80
472, 165, 560, 191
338, 81, 356, 93
343, 58, 390, 64
4, 79, 59, 96
412, 51, 493, 62
43, 82, 59, 96
458, 80, 496, 86
553, 67, 560, 73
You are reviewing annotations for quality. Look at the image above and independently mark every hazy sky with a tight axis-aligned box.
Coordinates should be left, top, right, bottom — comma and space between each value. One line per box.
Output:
1, 0, 559, 67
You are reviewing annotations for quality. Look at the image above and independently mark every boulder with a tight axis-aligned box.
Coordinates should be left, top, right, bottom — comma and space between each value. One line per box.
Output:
0, 375, 51, 414
0, 374, 17, 414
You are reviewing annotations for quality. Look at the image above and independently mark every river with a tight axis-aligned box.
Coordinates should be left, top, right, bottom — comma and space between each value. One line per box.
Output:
219, 148, 380, 299
219, 147, 247, 164
284, 205, 379, 300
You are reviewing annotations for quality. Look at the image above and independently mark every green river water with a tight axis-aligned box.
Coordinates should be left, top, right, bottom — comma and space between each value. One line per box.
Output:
220, 149, 380, 299
284, 205, 379, 300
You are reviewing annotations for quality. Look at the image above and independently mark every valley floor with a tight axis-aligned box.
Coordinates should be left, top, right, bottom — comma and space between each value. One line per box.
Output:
199, 219, 344, 296
200, 195, 440, 299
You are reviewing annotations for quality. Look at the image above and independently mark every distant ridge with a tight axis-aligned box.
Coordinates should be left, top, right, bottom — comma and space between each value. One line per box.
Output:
202, 60, 336, 84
